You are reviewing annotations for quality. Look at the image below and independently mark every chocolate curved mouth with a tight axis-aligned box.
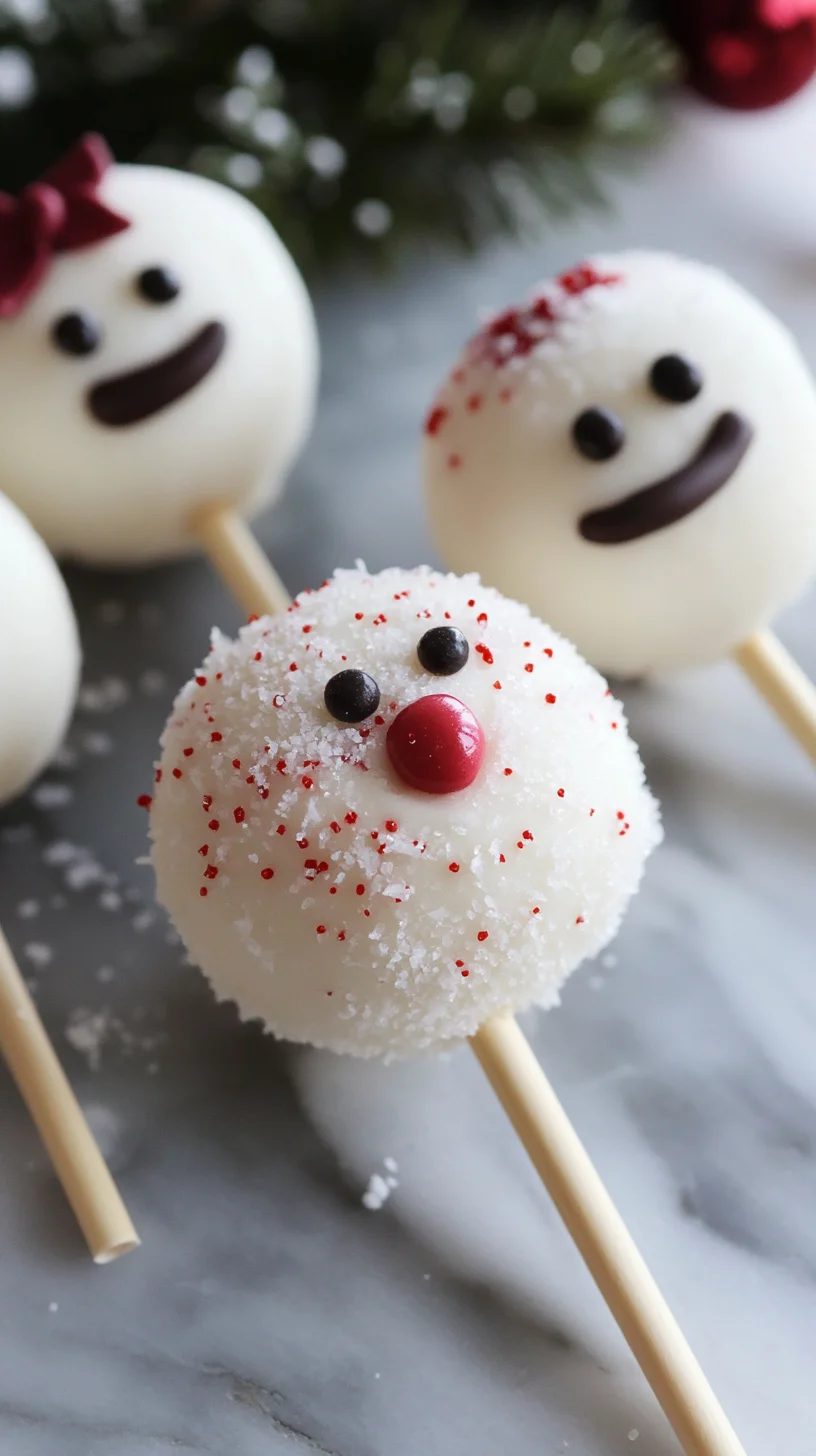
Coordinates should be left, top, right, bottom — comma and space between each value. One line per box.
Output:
578, 410, 754, 545
87, 321, 226, 428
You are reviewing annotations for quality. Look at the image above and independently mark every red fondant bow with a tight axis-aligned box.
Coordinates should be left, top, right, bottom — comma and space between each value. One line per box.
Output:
0, 133, 130, 319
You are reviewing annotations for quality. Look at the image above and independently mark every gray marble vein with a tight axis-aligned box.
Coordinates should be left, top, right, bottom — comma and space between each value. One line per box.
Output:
1, 90, 816, 1455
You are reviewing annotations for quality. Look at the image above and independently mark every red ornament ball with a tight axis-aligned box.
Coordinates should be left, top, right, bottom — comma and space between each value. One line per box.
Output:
664, 0, 816, 110
386, 695, 485, 795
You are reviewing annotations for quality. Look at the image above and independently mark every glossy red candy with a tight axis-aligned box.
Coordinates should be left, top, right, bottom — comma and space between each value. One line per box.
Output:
386, 694, 485, 795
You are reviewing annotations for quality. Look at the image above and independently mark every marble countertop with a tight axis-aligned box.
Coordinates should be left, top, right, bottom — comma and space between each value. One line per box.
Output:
2, 90, 816, 1456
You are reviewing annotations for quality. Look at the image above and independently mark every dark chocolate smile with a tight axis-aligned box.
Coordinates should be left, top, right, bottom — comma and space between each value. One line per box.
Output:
87, 321, 226, 428
578, 410, 754, 545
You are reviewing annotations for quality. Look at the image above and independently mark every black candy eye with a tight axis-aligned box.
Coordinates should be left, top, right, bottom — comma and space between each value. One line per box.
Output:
417, 625, 469, 676
137, 266, 181, 304
324, 669, 381, 723
649, 354, 702, 403
572, 407, 625, 461
51, 311, 101, 356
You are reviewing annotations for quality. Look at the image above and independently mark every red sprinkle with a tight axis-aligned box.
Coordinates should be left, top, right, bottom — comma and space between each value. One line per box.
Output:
301, 776, 313, 789
234, 807, 246, 824
504, 768, 513, 776
425, 404, 449, 436
385, 819, 398, 832
356, 884, 365, 896
545, 693, 556, 704
316, 925, 326, 935
557, 788, 565, 798
198, 844, 209, 856
475, 643, 494, 665
477, 612, 487, 625
203, 864, 218, 879
493, 681, 502, 690
200, 887, 208, 897
254, 651, 262, 661
154, 769, 162, 783
203, 795, 213, 810
522, 830, 533, 841
172, 768, 182, 779
297, 837, 309, 849
208, 819, 219, 831
196, 676, 207, 686
136, 793, 152, 809
532, 907, 540, 915
345, 812, 358, 825
449, 862, 460, 873
447, 453, 462, 470
330, 821, 342, 834
524, 664, 533, 674
544, 648, 553, 658
576, 915, 585, 924
232, 759, 241, 769
211, 731, 222, 742
461, 969, 470, 978
248, 614, 258, 623
289, 663, 298, 672
477, 930, 489, 942
276, 825, 286, 836
355, 612, 364, 621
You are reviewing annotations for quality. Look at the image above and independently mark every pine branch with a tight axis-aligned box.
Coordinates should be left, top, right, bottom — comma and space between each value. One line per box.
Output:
0, 0, 677, 272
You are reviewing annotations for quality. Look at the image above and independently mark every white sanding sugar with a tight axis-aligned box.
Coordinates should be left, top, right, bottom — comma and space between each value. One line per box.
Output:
152, 565, 661, 1059
81, 731, 113, 756
17, 900, 39, 919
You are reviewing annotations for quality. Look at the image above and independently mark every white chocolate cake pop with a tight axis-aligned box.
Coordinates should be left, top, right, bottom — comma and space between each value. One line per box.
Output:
424, 252, 816, 678
0, 492, 80, 803
149, 566, 661, 1059
0, 135, 318, 566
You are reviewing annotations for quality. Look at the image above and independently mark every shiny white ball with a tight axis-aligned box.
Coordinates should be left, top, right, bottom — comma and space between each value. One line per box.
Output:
0, 492, 80, 804
150, 566, 661, 1059
0, 164, 318, 565
425, 252, 816, 677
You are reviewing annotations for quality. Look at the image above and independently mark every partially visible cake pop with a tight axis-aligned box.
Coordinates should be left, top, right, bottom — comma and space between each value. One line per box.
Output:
0, 491, 80, 801
0, 493, 137, 1263
0, 135, 317, 607
424, 252, 816, 763
148, 565, 747, 1456
150, 565, 661, 1057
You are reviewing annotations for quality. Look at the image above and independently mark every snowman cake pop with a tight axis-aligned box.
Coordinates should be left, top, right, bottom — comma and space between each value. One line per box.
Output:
0, 491, 80, 802
0, 134, 317, 571
149, 565, 661, 1058
424, 252, 816, 682
147, 569, 749, 1456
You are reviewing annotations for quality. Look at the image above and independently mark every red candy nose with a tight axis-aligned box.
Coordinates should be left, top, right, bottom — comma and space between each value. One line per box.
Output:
386, 694, 485, 795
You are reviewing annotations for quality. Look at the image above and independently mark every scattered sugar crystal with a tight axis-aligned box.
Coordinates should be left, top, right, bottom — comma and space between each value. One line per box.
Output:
98, 890, 122, 912
601, 951, 618, 969
81, 731, 113, 756
628, 1432, 639, 1443
48, 1302, 58, 1314
96, 966, 115, 984
31, 782, 73, 809
139, 668, 167, 696
17, 900, 39, 919
79, 677, 130, 713
23, 942, 52, 967
52, 744, 78, 770
362, 1173, 393, 1211
65, 1008, 114, 1071
131, 910, 155, 932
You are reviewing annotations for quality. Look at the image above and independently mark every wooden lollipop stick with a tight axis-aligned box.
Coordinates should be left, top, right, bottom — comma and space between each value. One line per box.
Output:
190, 503, 291, 620
0, 923, 139, 1264
471, 1012, 745, 1456
733, 628, 816, 769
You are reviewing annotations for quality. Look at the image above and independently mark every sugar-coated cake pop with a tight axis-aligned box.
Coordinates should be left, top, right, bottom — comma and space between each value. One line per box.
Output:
424, 252, 816, 678
0, 491, 80, 804
149, 566, 661, 1059
0, 135, 318, 566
